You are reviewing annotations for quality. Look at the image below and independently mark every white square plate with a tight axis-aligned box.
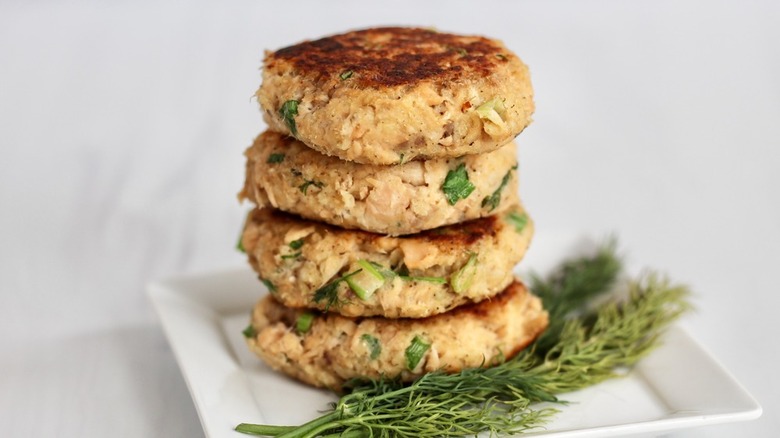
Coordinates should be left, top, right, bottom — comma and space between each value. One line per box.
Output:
148, 264, 760, 438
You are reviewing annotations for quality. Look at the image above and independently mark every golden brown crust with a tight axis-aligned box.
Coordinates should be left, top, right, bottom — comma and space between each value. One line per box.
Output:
241, 204, 535, 318
270, 27, 513, 88
413, 214, 499, 247
257, 27, 534, 164
246, 280, 549, 390
240, 131, 521, 235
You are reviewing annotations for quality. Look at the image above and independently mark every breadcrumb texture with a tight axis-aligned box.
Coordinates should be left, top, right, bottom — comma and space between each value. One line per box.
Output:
241, 204, 534, 318
257, 27, 534, 164
246, 280, 548, 390
240, 131, 520, 235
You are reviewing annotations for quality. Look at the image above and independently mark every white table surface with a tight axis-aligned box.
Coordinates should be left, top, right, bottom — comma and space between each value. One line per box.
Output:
1, 0, 777, 436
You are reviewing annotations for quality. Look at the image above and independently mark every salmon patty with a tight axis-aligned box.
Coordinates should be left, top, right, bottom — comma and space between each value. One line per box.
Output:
245, 280, 548, 390
240, 131, 520, 235
256, 27, 534, 164
240, 204, 534, 318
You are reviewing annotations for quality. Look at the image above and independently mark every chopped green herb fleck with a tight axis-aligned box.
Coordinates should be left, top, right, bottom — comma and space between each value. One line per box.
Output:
447, 46, 467, 56
299, 179, 324, 194
340, 70, 354, 80
289, 239, 304, 250
280, 251, 301, 260
236, 212, 250, 253
441, 163, 476, 205
405, 335, 431, 370
506, 211, 529, 233
267, 153, 285, 164
313, 270, 361, 311
259, 277, 276, 293
393, 263, 446, 283
236, 235, 245, 253
242, 325, 257, 338
482, 164, 517, 212
313, 282, 339, 309
290, 168, 323, 194
279, 100, 299, 137
450, 252, 478, 294
361, 334, 382, 360
295, 313, 315, 334
495, 53, 507, 60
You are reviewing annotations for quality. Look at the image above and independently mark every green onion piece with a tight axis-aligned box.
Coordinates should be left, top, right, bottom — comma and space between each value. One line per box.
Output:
450, 252, 478, 294
394, 263, 445, 284
361, 334, 382, 360
295, 313, 315, 334
358, 260, 385, 280
340, 70, 354, 80
476, 98, 506, 125
267, 153, 285, 164
289, 238, 305, 250
441, 163, 476, 205
279, 100, 299, 137
506, 211, 529, 233
280, 251, 301, 260
346, 260, 386, 300
405, 335, 431, 370
401, 275, 447, 284
242, 325, 257, 338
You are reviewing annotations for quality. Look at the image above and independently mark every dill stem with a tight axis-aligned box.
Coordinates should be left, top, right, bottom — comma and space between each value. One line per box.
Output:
234, 423, 296, 436
321, 431, 366, 438
358, 383, 417, 403
276, 411, 342, 438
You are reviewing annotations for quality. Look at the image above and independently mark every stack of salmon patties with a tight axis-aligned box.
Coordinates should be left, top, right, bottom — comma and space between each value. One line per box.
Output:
239, 27, 549, 391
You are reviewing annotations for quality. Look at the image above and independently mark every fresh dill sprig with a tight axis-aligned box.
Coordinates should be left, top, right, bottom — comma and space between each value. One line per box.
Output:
313, 270, 360, 311
531, 238, 623, 354
524, 273, 692, 396
236, 242, 691, 438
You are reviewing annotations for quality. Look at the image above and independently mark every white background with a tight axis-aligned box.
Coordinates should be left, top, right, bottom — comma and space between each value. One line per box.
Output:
1, 0, 777, 436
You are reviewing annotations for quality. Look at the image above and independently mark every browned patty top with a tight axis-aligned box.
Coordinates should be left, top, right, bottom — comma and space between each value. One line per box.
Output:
267, 27, 513, 88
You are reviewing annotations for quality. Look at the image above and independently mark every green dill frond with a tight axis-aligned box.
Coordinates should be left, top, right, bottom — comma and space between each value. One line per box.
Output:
236, 240, 692, 438
531, 238, 623, 353
313, 270, 361, 311
525, 272, 692, 395
312, 281, 342, 311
